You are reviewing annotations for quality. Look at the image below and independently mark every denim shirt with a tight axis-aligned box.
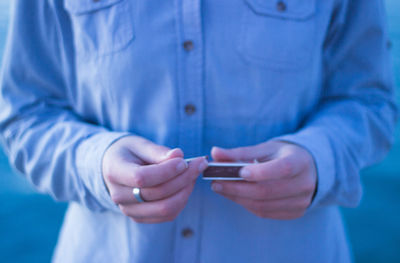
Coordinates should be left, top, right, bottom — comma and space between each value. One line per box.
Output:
0, 0, 397, 262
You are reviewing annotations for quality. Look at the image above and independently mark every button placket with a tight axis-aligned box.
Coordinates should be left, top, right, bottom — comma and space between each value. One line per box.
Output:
174, 0, 204, 262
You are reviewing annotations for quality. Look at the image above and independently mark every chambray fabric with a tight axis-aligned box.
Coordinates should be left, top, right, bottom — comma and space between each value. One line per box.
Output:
0, 0, 397, 262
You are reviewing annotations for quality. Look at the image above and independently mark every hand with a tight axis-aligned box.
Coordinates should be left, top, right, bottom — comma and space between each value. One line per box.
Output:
102, 135, 208, 223
210, 140, 317, 220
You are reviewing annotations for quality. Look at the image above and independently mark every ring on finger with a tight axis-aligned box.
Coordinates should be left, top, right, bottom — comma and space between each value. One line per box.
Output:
132, 187, 146, 203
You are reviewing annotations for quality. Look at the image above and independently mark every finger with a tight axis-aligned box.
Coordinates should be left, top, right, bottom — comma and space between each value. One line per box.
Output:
212, 180, 291, 201
109, 184, 139, 205
110, 157, 188, 188
211, 143, 268, 162
109, 157, 207, 205
239, 154, 305, 182
219, 193, 310, 215
130, 217, 176, 224
119, 182, 195, 219
252, 212, 305, 220
140, 157, 207, 201
211, 178, 309, 201
211, 181, 259, 199
124, 136, 184, 164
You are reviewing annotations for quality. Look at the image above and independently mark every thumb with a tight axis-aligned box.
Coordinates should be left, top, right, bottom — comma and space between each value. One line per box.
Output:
211, 143, 270, 162
125, 136, 184, 164
211, 146, 255, 162
211, 147, 237, 162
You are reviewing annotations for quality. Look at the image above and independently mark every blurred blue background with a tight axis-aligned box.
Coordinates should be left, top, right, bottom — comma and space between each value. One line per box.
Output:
0, 1, 399, 262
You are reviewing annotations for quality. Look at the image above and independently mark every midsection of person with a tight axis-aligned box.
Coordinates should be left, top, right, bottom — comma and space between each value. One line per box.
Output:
1, 0, 395, 262
57, 0, 347, 262
67, 0, 328, 140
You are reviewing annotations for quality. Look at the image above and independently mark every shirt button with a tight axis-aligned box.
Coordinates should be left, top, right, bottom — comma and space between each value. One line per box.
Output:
182, 228, 194, 238
276, 1, 287, 12
184, 104, 196, 115
183, 40, 194, 51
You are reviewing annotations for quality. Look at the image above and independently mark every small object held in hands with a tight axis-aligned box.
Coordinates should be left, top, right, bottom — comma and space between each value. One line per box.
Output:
202, 162, 251, 180
132, 187, 146, 203
184, 156, 209, 163
185, 157, 257, 180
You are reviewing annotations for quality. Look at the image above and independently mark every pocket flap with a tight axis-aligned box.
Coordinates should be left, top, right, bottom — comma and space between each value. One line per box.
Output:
65, 0, 123, 15
245, 0, 316, 20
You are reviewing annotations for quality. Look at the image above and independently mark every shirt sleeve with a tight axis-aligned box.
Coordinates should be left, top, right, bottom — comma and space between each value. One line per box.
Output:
273, 0, 398, 209
0, 0, 127, 212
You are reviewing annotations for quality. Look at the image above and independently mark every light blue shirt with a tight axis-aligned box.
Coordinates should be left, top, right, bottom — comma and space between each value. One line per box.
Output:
0, 0, 397, 262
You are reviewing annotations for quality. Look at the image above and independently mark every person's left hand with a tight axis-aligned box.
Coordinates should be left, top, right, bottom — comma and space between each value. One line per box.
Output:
210, 140, 317, 220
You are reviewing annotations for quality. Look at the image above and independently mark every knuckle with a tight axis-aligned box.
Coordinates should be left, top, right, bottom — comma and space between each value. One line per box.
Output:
280, 158, 294, 176
158, 203, 175, 217
298, 198, 311, 210
133, 173, 145, 188
105, 172, 117, 184
301, 184, 312, 194
300, 181, 315, 195
120, 205, 130, 216
110, 192, 122, 204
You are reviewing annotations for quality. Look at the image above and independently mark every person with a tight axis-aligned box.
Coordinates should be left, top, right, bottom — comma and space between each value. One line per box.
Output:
0, 0, 397, 262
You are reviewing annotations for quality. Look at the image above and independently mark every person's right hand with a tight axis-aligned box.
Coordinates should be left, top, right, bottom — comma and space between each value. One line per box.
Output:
102, 135, 208, 223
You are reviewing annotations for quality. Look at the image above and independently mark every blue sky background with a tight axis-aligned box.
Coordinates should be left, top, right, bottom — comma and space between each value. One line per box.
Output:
0, 1, 399, 262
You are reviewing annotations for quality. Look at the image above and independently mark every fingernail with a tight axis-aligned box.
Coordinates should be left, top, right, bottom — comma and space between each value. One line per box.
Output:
165, 148, 177, 158
166, 148, 184, 159
176, 160, 188, 173
198, 159, 208, 172
240, 168, 251, 178
212, 146, 224, 152
212, 183, 222, 192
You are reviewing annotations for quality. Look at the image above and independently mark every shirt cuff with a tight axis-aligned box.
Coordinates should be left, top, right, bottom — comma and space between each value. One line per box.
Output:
272, 127, 336, 211
76, 131, 131, 212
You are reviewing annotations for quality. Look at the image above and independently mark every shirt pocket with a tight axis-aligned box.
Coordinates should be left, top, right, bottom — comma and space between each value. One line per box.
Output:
64, 0, 135, 58
238, 0, 316, 70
